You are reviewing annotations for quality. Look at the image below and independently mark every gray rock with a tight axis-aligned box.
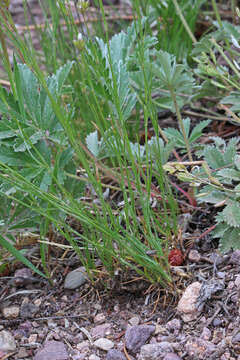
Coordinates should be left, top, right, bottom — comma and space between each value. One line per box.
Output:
139, 342, 174, 360
90, 323, 111, 339
34, 340, 68, 360
232, 332, 240, 344
64, 266, 88, 289
163, 354, 182, 360
129, 316, 140, 326
20, 303, 38, 319
14, 268, 32, 286
0, 330, 16, 352
230, 250, 240, 265
165, 319, 181, 335
93, 338, 114, 351
200, 327, 211, 340
125, 325, 155, 353
106, 349, 127, 360
185, 338, 216, 359
212, 318, 222, 327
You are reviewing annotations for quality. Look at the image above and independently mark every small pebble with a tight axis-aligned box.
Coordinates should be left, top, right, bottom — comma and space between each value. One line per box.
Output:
64, 267, 88, 290
94, 313, 106, 324
201, 327, 211, 340
188, 250, 201, 263
129, 316, 140, 326
2, 306, 19, 319
235, 275, 240, 288
232, 332, 240, 344
94, 338, 114, 351
89, 355, 100, 360
163, 353, 182, 360
213, 318, 222, 327
106, 349, 126, 360
230, 250, 240, 265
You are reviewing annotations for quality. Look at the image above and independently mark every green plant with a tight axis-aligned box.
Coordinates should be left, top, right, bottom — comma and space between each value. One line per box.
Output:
0, 4, 180, 284
166, 137, 240, 253
142, 0, 206, 60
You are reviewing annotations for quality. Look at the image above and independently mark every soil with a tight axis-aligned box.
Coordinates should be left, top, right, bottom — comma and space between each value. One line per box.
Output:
1, 1, 240, 360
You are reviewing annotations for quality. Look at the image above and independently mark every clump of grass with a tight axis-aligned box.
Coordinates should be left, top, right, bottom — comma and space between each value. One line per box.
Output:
0, 0, 181, 285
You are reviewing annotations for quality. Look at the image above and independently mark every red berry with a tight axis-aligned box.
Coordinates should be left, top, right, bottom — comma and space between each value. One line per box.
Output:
168, 249, 184, 266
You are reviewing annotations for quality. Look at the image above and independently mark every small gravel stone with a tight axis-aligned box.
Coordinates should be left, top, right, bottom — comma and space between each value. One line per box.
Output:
235, 275, 240, 288
163, 353, 182, 360
20, 303, 38, 319
106, 349, 127, 360
177, 282, 202, 322
185, 338, 217, 359
139, 342, 174, 360
217, 271, 226, 279
0, 330, 16, 352
188, 250, 201, 262
232, 332, 240, 344
94, 313, 106, 324
129, 316, 140, 326
2, 305, 19, 319
34, 341, 69, 360
13, 268, 32, 286
90, 323, 111, 339
213, 318, 222, 327
18, 347, 29, 358
201, 327, 211, 340
93, 338, 114, 351
230, 250, 240, 265
89, 355, 101, 360
76, 340, 90, 352
64, 266, 88, 289
125, 325, 155, 353
165, 319, 181, 335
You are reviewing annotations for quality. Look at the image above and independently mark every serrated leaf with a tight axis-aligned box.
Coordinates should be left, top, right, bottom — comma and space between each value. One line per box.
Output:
203, 145, 224, 169
189, 119, 211, 143
217, 168, 240, 182
197, 185, 228, 204
163, 127, 185, 147
223, 137, 239, 164
13, 129, 43, 152
218, 227, 240, 253
212, 222, 228, 238
0, 146, 35, 166
222, 202, 240, 227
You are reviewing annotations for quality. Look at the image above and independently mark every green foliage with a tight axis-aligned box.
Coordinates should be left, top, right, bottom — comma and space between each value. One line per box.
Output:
144, 0, 207, 60
86, 129, 175, 164
163, 118, 210, 153
190, 137, 240, 252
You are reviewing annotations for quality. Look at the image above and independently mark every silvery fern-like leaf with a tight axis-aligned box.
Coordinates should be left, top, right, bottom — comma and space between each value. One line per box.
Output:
85, 131, 103, 158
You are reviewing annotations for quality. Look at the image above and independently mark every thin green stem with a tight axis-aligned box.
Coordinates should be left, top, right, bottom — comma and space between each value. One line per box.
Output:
171, 89, 193, 162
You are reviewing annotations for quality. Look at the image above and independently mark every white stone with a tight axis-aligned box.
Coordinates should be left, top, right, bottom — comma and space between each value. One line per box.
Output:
89, 355, 100, 360
2, 306, 19, 319
0, 330, 16, 351
93, 338, 114, 351
177, 282, 202, 322
129, 316, 140, 326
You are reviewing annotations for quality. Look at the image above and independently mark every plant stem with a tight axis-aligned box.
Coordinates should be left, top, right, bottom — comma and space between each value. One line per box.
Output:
171, 89, 193, 162
172, 0, 197, 44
